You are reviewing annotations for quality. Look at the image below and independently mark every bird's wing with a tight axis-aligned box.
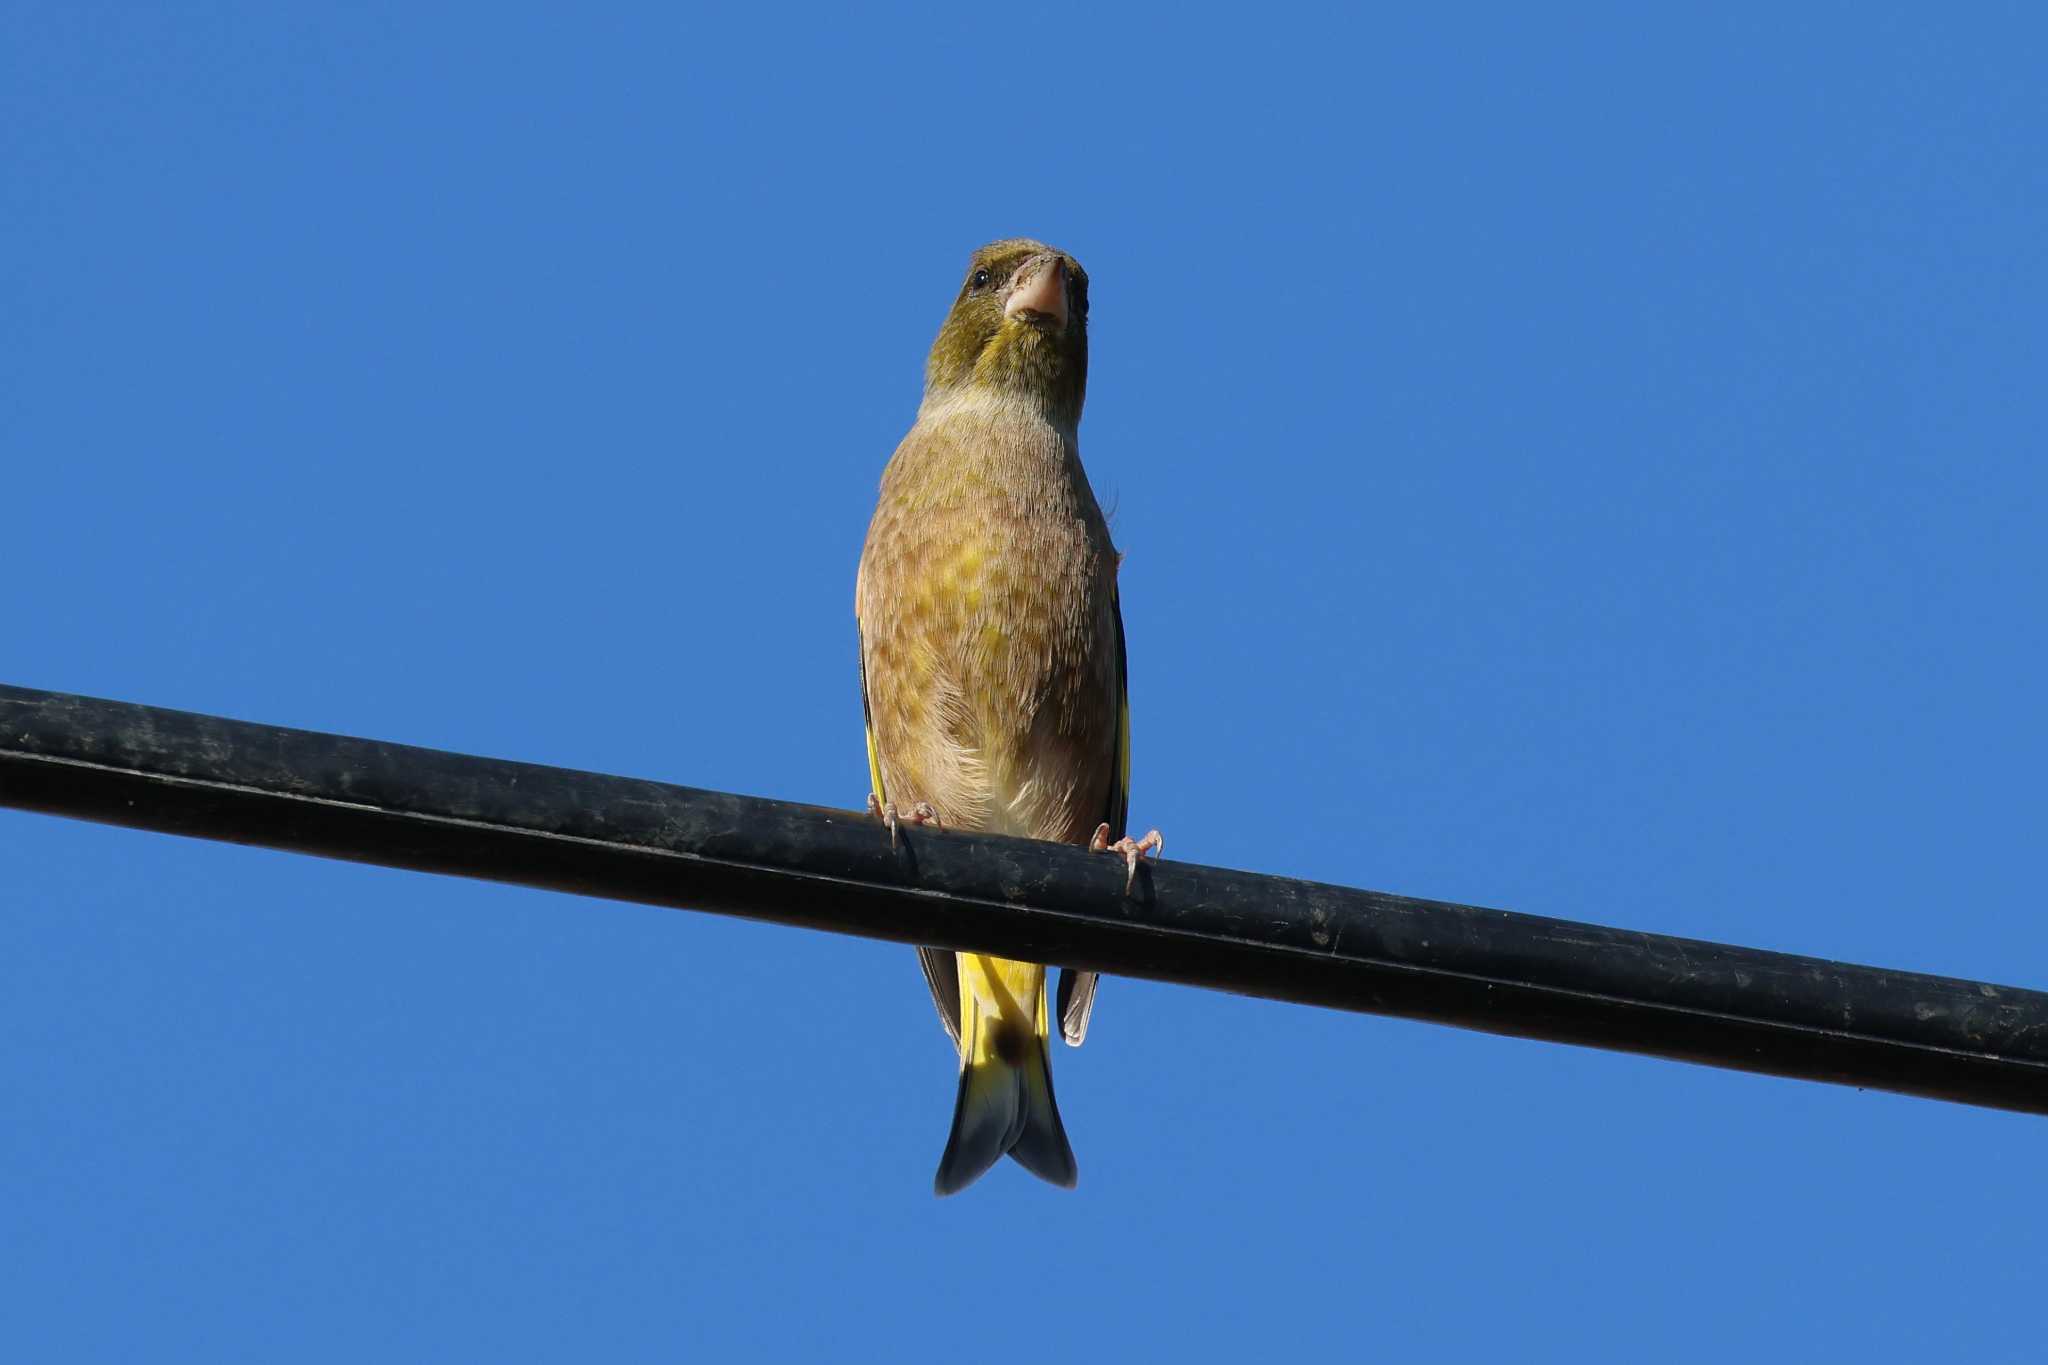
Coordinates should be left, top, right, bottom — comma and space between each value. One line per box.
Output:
1054, 960, 1099, 1049
916, 945, 964, 1051
1055, 587, 1128, 1048
861, 619, 965, 1049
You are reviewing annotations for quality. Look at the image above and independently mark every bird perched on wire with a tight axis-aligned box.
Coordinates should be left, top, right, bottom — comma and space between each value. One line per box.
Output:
856, 239, 1162, 1196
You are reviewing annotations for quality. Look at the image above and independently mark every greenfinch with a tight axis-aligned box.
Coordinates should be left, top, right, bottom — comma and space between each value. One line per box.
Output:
857, 239, 1160, 1195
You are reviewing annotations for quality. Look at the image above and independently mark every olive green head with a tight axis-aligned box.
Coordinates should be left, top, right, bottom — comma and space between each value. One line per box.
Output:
922, 239, 1089, 424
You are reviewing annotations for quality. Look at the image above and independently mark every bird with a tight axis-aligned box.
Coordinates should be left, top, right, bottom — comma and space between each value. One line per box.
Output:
856, 239, 1161, 1196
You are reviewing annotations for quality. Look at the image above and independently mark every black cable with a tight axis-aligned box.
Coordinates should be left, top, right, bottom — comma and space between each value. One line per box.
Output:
3, 682, 2042, 1116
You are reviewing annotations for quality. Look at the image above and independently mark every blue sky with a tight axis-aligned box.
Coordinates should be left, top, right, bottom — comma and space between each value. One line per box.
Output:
4, 3, 2044, 1359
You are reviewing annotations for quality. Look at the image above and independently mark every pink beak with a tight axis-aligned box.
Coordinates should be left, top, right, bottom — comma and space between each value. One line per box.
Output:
1003, 256, 1069, 327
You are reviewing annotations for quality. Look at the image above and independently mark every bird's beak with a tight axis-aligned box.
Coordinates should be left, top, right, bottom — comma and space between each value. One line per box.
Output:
1003, 255, 1069, 328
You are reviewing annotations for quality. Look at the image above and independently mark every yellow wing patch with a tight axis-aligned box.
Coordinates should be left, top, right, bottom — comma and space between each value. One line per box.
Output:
1110, 587, 1131, 840
859, 627, 887, 806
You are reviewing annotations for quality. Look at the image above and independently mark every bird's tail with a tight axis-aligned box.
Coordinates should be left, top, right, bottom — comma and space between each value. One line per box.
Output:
933, 955, 1078, 1196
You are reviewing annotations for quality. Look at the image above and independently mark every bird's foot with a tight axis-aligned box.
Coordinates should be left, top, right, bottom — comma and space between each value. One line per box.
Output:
867, 794, 940, 848
1090, 823, 1164, 893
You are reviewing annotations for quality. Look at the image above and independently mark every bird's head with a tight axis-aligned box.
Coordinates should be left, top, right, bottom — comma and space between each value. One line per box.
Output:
922, 239, 1089, 426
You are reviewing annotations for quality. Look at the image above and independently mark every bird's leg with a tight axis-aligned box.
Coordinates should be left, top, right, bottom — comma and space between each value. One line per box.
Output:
1091, 823, 1164, 893
867, 794, 940, 848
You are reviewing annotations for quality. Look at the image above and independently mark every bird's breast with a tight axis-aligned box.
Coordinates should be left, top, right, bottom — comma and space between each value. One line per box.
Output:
858, 416, 1119, 842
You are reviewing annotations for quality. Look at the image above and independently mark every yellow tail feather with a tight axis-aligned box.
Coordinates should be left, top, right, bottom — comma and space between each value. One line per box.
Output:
932, 954, 1078, 1196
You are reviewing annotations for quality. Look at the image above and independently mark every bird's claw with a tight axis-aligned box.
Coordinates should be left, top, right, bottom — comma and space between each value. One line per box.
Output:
1091, 822, 1164, 893
867, 794, 940, 848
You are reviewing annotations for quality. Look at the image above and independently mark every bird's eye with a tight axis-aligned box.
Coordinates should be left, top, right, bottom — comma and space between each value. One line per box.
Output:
970, 269, 991, 290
